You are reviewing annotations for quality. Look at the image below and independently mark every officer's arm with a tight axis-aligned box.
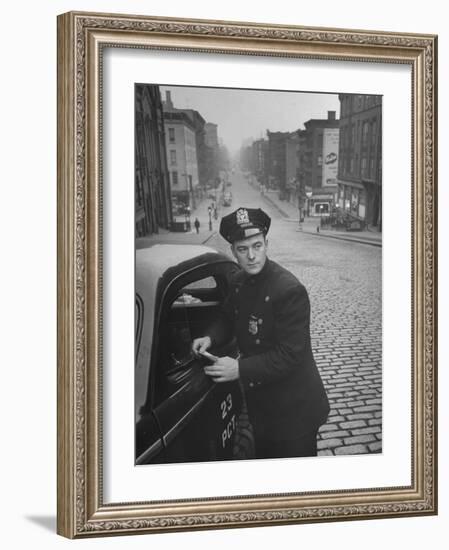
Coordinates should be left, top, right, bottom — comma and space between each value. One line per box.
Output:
239, 284, 311, 388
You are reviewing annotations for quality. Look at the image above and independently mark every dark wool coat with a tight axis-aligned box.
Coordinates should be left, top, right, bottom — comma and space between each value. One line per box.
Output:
212, 258, 329, 442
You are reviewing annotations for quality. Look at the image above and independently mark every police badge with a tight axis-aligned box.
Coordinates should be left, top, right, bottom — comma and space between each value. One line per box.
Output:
236, 208, 250, 225
248, 314, 259, 335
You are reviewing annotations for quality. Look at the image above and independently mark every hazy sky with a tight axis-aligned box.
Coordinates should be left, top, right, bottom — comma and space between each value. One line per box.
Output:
161, 85, 340, 156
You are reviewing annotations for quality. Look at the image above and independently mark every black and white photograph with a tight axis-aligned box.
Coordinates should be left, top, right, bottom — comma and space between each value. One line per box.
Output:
53, 7, 437, 540
134, 84, 382, 465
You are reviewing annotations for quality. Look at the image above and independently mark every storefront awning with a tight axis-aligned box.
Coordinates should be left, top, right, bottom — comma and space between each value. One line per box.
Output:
310, 193, 334, 200
336, 180, 365, 190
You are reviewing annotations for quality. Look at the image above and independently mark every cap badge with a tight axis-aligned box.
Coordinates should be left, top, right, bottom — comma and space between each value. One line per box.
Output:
236, 208, 250, 225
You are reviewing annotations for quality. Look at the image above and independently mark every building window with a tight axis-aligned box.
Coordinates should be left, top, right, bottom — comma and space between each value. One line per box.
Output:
344, 185, 351, 210
314, 203, 329, 215
371, 120, 377, 147
172, 171, 178, 185
370, 158, 376, 179
351, 189, 359, 214
362, 121, 370, 149
168, 127, 175, 143
361, 157, 368, 177
351, 124, 356, 147
170, 150, 177, 165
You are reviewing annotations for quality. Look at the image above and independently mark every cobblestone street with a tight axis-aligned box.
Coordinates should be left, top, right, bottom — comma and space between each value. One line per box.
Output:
265, 242, 382, 455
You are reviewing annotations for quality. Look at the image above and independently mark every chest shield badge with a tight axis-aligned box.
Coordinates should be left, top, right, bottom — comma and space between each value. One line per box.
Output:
248, 314, 259, 335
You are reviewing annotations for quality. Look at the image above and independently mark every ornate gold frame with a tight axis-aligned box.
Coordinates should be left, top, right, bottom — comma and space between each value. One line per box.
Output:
57, 11, 437, 538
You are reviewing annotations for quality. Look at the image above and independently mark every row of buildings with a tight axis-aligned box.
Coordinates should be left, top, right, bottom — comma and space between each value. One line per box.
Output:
240, 94, 382, 230
135, 85, 226, 237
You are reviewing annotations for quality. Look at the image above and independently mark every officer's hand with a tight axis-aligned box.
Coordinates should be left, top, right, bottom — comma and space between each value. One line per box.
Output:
192, 336, 212, 356
204, 356, 239, 383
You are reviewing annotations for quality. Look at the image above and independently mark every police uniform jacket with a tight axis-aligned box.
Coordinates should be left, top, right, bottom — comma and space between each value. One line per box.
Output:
212, 258, 329, 442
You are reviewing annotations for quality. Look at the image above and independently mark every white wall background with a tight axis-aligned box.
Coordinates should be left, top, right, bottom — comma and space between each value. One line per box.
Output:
0, 1, 446, 548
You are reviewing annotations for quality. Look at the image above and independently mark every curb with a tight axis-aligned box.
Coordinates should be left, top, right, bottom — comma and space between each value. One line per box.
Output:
303, 231, 382, 247
201, 231, 218, 245
261, 193, 291, 219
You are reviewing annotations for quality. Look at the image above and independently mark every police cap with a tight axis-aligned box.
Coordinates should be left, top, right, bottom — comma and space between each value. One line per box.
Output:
219, 207, 271, 244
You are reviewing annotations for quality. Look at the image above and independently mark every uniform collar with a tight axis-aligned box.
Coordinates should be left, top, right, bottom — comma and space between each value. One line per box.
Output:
245, 258, 271, 285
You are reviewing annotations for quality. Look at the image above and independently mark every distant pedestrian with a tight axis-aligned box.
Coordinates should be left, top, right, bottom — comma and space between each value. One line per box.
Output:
194, 217, 200, 234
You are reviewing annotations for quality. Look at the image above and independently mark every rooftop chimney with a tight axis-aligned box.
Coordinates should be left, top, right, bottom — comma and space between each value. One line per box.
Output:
165, 90, 174, 110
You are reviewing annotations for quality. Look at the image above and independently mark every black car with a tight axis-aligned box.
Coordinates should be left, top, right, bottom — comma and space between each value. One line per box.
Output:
136, 244, 253, 465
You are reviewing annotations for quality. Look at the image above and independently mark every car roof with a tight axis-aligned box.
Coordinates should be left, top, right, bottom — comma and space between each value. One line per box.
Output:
136, 244, 235, 305
137, 243, 218, 270
137, 243, 228, 280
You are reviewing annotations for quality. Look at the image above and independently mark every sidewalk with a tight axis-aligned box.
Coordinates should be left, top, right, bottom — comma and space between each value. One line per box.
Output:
136, 195, 219, 249
262, 189, 382, 247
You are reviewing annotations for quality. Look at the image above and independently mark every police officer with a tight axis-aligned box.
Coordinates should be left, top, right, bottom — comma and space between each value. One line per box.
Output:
192, 207, 330, 459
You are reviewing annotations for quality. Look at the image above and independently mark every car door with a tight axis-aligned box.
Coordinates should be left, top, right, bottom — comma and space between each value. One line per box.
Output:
140, 261, 242, 465
135, 293, 166, 464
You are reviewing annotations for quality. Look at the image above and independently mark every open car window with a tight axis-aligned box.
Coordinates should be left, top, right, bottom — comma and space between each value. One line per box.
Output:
167, 298, 194, 368
151, 263, 236, 405
182, 275, 217, 291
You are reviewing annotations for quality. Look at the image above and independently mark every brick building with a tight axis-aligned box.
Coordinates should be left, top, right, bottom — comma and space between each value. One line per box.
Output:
163, 92, 200, 211
252, 138, 269, 186
337, 94, 382, 229
135, 84, 172, 237
266, 131, 300, 201
298, 111, 340, 217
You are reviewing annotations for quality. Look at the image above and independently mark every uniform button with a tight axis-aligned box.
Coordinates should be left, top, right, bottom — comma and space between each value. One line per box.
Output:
255, 339, 260, 345
249, 382, 254, 388
235, 287, 239, 293
265, 295, 270, 302
258, 318, 263, 325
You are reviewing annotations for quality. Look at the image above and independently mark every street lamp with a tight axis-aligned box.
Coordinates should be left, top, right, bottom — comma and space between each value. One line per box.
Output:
305, 191, 312, 218
208, 206, 212, 231
319, 204, 326, 230
185, 205, 191, 231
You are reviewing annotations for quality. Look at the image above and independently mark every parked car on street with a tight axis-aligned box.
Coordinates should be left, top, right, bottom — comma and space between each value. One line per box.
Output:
136, 244, 252, 465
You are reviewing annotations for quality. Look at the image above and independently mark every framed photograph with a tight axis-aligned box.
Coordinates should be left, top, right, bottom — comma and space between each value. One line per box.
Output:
57, 11, 437, 538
